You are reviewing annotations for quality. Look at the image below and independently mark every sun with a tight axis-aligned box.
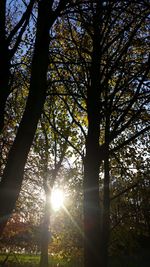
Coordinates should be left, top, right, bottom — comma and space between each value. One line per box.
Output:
51, 189, 64, 211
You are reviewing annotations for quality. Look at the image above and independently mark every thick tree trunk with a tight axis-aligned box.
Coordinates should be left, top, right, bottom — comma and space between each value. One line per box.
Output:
83, 2, 102, 267
83, 155, 101, 267
0, 0, 53, 236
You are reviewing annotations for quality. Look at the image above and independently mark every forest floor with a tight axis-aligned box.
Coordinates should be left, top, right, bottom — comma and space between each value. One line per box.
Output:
0, 253, 75, 267
0, 251, 149, 267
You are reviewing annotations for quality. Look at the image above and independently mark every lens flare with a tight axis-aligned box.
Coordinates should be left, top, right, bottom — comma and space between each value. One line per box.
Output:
51, 189, 64, 211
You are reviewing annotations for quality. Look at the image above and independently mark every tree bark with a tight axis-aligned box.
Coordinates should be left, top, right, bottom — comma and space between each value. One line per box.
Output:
0, 0, 54, 236
83, 2, 102, 267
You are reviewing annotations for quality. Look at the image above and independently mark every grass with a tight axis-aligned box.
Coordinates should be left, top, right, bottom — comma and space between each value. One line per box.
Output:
0, 251, 149, 267
0, 253, 82, 267
0, 253, 39, 267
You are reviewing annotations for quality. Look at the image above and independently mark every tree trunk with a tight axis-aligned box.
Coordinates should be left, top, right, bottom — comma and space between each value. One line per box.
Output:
83, 156, 102, 267
100, 68, 111, 267
40, 193, 51, 267
83, 2, 102, 267
0, 0, 53, 236
101, 151, 110, 267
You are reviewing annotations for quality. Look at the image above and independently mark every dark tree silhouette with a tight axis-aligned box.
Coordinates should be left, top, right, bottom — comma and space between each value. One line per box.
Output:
0, 0, 71, 236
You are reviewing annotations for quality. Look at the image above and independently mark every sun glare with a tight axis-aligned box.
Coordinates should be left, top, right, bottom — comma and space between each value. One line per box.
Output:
51, 189, 64, 211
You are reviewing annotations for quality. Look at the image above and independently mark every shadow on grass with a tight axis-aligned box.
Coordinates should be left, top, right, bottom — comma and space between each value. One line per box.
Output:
0, 250, 149, 267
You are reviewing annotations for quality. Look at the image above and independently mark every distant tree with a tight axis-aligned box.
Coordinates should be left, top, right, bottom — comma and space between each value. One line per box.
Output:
0, 212, 40, 253
36, 114, 70, 267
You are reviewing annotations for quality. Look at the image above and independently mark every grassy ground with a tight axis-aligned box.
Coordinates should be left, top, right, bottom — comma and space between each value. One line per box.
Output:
0, 254, 38, 267
0, 251, 149, 267
0, 253, 81, 267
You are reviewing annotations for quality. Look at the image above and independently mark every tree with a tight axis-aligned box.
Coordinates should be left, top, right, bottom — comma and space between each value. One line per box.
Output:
83, 2, 102, 267
37, 114, 70, 267
56, 1, 149, 266
40, 2, 150, 266
83, 1, 150, 267
0, 0, 72, 236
